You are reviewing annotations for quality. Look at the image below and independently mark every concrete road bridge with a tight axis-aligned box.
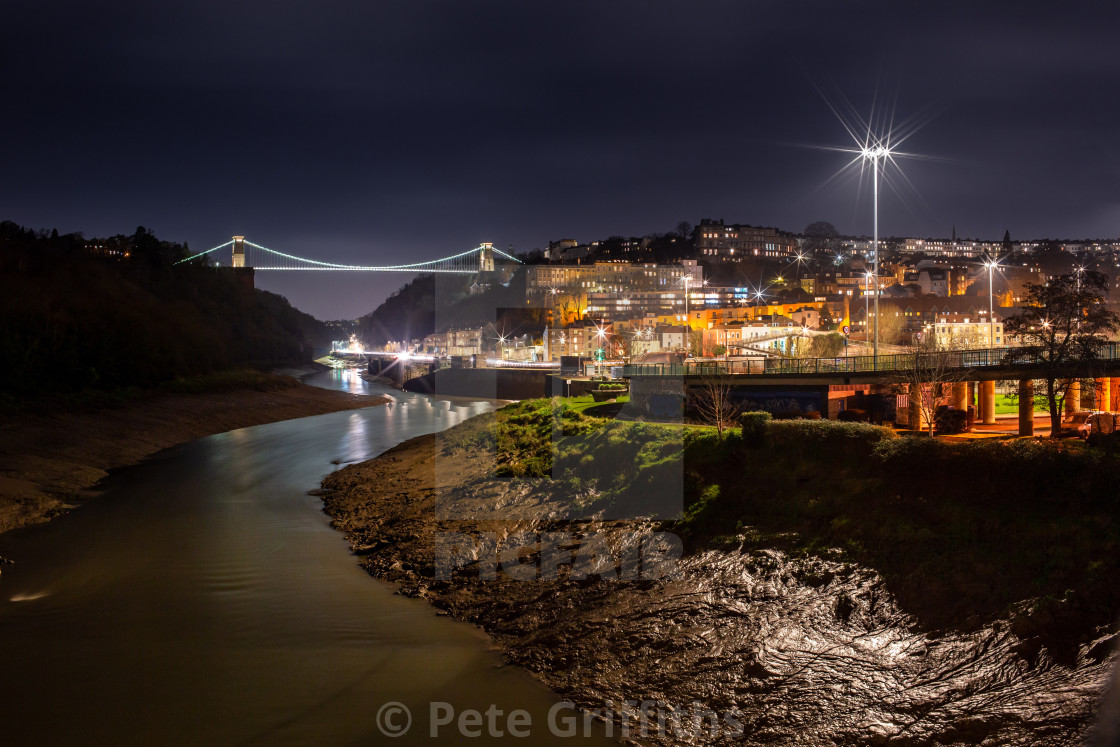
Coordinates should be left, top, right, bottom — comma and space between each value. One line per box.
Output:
620, 343, 1120, 436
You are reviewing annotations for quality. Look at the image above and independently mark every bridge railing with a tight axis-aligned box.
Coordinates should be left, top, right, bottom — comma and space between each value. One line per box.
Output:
618, 342, 1120, 378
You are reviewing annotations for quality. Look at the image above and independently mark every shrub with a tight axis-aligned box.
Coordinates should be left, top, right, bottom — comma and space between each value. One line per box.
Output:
772, 410, 821, 420
1087, 431, 1120, 450
837, 408, 868, 422
767, 419, 895, 458
935, 408, 968, 434
740, 410, 771, 448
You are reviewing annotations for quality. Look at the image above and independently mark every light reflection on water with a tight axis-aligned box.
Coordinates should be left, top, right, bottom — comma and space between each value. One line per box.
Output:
0, 371, 605, 745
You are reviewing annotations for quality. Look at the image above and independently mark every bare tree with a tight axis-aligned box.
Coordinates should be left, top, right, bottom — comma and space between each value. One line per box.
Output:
688, 328, 704, 357
692, 376, 739, 438
609, 330, 634, 363
552, 288, 588, 325
892, 339, 969, 436
872, 308, 907, 346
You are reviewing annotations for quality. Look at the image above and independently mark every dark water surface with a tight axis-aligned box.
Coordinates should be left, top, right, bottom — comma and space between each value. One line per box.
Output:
0, 370, 611, 745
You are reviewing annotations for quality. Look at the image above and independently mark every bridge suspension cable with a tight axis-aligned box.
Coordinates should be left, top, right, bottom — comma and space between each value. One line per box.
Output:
175, 238, 520, 273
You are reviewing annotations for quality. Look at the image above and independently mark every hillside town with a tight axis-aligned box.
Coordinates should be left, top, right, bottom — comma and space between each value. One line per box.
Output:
353, 219, 1118, 366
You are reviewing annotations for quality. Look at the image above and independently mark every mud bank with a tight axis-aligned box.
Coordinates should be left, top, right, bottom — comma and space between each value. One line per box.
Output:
322, 413, 1115, 746
0, 380, 386, 536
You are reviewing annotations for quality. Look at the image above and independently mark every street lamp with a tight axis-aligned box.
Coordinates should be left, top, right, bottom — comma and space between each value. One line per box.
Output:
864, 270, 874, 346
679, 275, 694, 318
789, 252, 808, 283
1075, 265, 1085, 332
678, 275, 707, 321
983, 257, 1000, 348
861, 142, 890, 364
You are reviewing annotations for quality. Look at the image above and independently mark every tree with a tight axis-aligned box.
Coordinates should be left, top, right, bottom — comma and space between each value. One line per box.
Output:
818, 304, 835, 329
552, 288, 587, 325
808, 332, 845, 358
676, 221, 693, 242
692, 377, 739, 439
871, 308, 907, 346
892, 338, 969, 436
783, 333, 810, 358
688, 328, 704, 357
802, 221, 840, 260
610, 330, 634, 362
1003, 270, 1119, 437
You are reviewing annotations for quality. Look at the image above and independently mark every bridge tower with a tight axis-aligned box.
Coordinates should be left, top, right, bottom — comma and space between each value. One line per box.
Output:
479, 242, 495, 272
232, 236, 246, 268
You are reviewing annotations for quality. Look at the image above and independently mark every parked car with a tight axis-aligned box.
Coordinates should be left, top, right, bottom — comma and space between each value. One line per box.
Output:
1082, 412, 1117, 438
1063, 410, 1116, 438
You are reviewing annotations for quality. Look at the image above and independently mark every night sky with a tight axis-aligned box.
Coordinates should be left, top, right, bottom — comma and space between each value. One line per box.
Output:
4, 1, 1118, 320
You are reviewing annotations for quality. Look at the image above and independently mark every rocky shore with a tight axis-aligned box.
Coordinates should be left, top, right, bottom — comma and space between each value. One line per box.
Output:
321, 411, 1114, 746
0, 377, 386, 536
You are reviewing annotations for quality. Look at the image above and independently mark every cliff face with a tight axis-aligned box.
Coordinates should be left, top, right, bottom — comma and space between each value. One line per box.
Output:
0, 223, 331, 399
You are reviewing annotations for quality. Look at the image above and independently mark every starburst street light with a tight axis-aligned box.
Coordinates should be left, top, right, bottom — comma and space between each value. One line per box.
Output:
787, 251, 810, 283
860, 140, 892, 362
982, 256, 1001, 347
802, 80, 942, 365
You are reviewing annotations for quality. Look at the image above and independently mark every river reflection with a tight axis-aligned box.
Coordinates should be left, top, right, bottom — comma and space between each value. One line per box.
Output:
0, 372, 610, 745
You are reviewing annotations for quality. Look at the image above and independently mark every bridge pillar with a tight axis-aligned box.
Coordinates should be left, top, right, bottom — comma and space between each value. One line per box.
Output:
1066, 380, 1081, 413
908, 383, 922, 431
1096, 377, 1111, 412
232, 235, 246, 268
1018, 379, 1034, 437
479, 242, 495, 272
1111, 379, 1119, 412
951, 381, 968, 411
980, 380, 996, 424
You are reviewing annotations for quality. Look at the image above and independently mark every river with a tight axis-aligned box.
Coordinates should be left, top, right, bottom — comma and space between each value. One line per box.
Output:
0, 369, 612, 745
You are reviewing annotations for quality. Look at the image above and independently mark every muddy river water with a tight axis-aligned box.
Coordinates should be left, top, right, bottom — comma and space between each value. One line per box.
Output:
0, 370, 613, 745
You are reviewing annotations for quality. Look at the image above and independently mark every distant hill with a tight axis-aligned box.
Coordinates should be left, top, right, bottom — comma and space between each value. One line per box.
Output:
0, 221, 332, 398
356, 269, 548, 347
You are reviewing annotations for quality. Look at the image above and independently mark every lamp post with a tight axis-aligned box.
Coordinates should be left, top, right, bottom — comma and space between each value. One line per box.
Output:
1075, 265, 1085, 332
864, 271, 873, 348
861, 143, 889, 365
984, 258, 998, 348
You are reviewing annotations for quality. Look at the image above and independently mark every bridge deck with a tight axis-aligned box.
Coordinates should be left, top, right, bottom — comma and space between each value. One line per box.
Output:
620, 344, 1120, 383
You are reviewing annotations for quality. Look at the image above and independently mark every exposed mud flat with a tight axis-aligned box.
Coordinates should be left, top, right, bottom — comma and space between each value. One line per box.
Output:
322, 421, 1115, 746
0, 382, 385, 536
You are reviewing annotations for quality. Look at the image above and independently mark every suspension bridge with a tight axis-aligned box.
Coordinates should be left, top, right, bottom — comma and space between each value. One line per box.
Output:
175, 236, 520, 273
